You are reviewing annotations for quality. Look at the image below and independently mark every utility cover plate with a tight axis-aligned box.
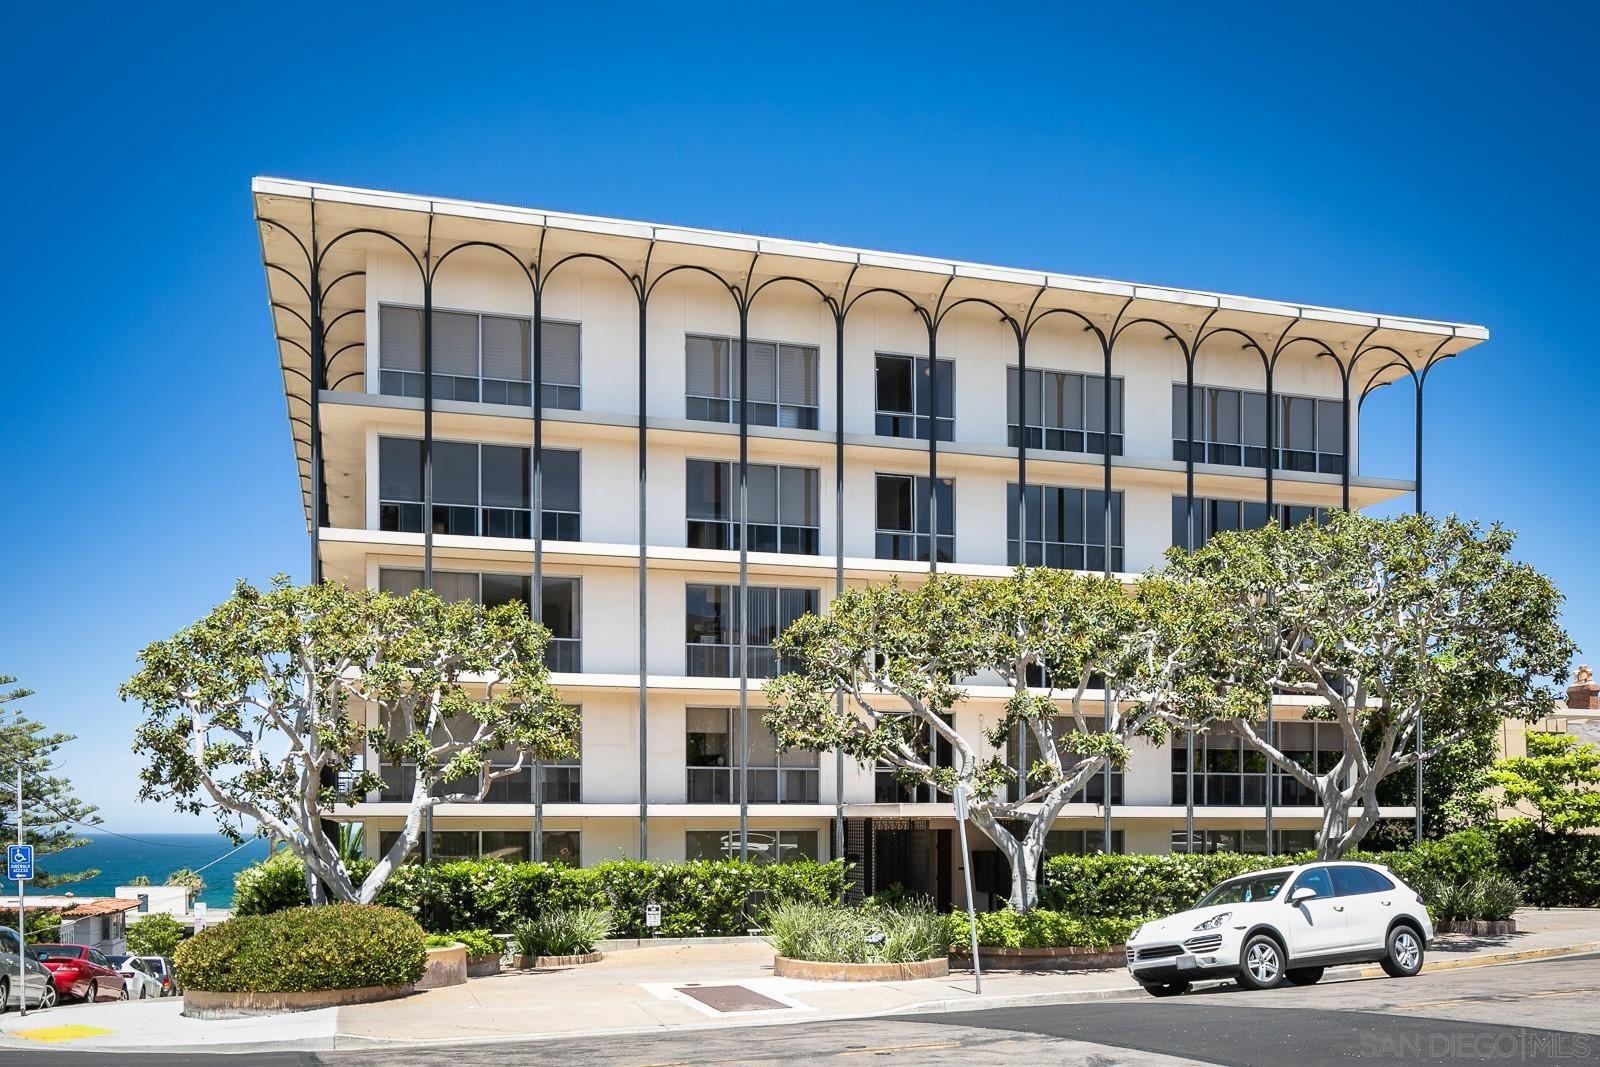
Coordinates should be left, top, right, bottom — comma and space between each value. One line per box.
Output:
675, 984, 789, 1012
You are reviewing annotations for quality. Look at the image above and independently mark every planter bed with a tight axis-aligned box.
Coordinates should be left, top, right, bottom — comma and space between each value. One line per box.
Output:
510, 951, 604, 969
183, 984, 409, 1018
1434, 919, 1517, 936
773, 955, 949, 982
466, 954, 503, 978
416, 944, 468, 989
599, 935, 767, 952
951, 944, 1127, 970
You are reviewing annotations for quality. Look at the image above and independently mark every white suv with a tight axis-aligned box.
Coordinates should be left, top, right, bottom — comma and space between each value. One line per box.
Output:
1126, 861, 1432, 997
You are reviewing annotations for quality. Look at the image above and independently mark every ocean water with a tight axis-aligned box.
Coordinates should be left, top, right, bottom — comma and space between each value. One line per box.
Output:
27, 834, 272, 908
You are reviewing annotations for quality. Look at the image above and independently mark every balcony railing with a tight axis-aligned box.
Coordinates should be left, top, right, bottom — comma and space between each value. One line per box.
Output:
380, 762, 581, 803
544, 637, 580, 673
687, 520, 820, 556
686, 643, 783, 678
687, 766, 819, 803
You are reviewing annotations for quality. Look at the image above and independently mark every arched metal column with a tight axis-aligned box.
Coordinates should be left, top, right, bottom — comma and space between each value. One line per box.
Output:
421, 213, 436, 864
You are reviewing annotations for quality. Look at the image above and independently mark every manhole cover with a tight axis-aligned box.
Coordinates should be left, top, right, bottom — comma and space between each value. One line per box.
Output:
675, 984, 788, 1012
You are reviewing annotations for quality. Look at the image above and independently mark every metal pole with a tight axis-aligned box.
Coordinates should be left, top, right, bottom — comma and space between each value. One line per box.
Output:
1264, 363, 1275, 515
16, 765, 25, 1017
927, 322, 939, 572
954, 786, 981, 995
308, 200, 324, 585
1102, 340, 1114, 855
533, 286, 544, 865
637, 286, 649, 860
421, 215, 435, 864
1017, 334, 1028, 560
1185, 727, 1195, 855
833, 309, 846, 864
1185, 356, 1195, 549
738, 307, 750, 862
1265, 704, 1274, 851
1414, 379, 1425, 844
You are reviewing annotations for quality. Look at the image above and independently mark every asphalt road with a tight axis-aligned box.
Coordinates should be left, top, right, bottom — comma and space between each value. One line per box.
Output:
6, 953, 1598, 1066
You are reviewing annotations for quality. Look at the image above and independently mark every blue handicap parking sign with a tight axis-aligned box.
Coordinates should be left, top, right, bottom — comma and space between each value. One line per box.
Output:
7, 844, 33, 881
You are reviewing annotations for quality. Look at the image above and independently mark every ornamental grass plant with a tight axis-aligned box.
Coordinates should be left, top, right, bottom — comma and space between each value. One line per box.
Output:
763, 900, 948, 964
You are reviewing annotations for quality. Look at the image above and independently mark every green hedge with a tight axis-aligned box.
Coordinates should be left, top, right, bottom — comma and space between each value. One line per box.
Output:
949, 909, 1140, 950
174, 904, 425, 993
1495, 824, 1600, 907
234, 855, 847, 936
1039, 852, 1303, 919
424, 928, 503, 956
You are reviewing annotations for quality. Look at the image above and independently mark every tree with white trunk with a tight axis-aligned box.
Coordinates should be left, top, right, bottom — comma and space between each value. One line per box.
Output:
1164, 511, 1573, 859
764, 569, 1229, 910
123, 577, 577, 903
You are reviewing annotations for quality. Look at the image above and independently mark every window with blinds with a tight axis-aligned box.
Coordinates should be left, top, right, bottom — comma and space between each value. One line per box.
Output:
685, 334, 818, 428
1006, 367, 1123, 455
1172, 384, 1344, 474
377, 305, 581, 410
686, 459, 819, 555
377, 435, 578, 541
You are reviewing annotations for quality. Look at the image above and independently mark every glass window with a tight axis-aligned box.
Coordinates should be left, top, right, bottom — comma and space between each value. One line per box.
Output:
1171, 495, 1332, 551
481, 831, 531, 863
685, 708, 817, 803
875, 475, 955, 562
542, 449, 581, 541
686, 334, 818, 428
542, 831, 580, 865
1195, 871, 1291, 906
379, 306, 424, 397
1011, 368, 1122, 455
1008, 485, 1123, 571
378, 305, 570, 409
685, 585, 817, 677
684, 829, 818, 864
1173, 384, 1344, 473
540, 320, 582, 409
686, 460, 819, 555
876, 354, 953, 440
1291, 866, 1334, 899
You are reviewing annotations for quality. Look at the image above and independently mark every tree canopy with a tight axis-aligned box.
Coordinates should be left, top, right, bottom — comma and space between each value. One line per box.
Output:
1163, 511, 1574, 858
1492, 731, 1600, 833
122, 577, 579, 903
765, 569, 1223, 908
0, 674, 101, 887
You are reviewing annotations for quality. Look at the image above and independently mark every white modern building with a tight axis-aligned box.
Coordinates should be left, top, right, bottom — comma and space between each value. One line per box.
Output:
255, 178, 1483, 907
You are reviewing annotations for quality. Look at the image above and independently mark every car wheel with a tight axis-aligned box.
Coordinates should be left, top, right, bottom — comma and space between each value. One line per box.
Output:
1236, 933, 1285, 990
1285, 967, 1324, 985
40, 983, 58, 1009
118, 984, 129, 1001
86, 980, 97, 1003
138, 984, 147, 999
1381, 925, 1425, 978
0, 977, 10, 1013
1142, 980, 1191, 998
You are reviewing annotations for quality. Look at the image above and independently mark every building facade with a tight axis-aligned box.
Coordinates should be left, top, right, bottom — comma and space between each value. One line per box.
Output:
255, 178, 1484, 907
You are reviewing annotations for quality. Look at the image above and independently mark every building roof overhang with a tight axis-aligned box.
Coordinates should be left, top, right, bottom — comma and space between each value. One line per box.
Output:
253, 177, 1488, 524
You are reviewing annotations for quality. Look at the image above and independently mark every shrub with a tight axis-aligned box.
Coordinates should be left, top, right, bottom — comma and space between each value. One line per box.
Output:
511, 908, 611, 957
423, 929, 503, 957
126, 913, 185, 958
1039, 852, 1298, 919
236, 854, 846, 936
763, 901, 947, 964
948, 909, 1141, 951
1494, 821, 1600, 907
174, 904, 426, 993
0, 909, 61, 942
1381, 829, 1501, 888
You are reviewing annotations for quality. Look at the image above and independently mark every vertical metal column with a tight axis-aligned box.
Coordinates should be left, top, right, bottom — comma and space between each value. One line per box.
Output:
308, 201, 324, 585
422, 214, 435, 864
1184, 355, 1196, 550
1016, 333, 1028, 560
1101, 341, 1114, 854
1414, 380, 1425, 843
926, 320, 940, 573
1262, 358, 1274, 854
833, 309, 846, 864
532, 285, 545, 863
738, 306, 751, 861
1185, 728, 1195, 853
637, 285, 650, 860
1340, 369, 1353, 512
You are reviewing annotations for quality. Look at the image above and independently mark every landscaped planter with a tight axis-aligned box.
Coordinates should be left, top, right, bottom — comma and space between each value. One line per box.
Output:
510, 951, 603, 969
1434, 919, 1516, 935
465, 954, 503, 978
773, 955, 949, 982
183, 984, 409, 1018
416, 944, 468, 989
952, 944, 1127, 970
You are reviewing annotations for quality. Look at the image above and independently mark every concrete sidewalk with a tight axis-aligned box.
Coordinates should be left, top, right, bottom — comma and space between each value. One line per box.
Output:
5, 907, 1597, 1055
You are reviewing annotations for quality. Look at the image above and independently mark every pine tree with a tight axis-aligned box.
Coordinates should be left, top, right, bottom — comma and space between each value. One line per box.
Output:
0, 675, 102, 887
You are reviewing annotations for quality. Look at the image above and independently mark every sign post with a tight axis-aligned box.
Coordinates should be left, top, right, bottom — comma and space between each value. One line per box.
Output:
11, 766, 34, 1016
952, 785, 981, 994
644, 902, 661, 937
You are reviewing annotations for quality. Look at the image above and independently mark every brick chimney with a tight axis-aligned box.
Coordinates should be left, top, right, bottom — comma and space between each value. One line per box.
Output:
1568, 664, 1599, 710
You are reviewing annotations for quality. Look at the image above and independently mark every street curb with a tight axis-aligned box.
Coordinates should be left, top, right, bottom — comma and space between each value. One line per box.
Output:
1351, 940, 1600, 979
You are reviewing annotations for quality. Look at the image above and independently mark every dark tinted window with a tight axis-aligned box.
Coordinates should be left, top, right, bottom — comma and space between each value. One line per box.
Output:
1330, 866, 1377, 896
1291, 867, 1333, 899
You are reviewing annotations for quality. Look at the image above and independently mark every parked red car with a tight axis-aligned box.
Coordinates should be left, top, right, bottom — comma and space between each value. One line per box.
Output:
30, 944, 127, 1002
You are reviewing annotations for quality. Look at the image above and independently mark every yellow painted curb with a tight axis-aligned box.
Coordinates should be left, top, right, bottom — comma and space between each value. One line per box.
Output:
1356, 940, 1600, 979
10, 1024, 115, 1043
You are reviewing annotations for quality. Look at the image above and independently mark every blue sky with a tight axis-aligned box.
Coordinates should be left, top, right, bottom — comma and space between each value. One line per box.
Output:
4, 4, 1595, 830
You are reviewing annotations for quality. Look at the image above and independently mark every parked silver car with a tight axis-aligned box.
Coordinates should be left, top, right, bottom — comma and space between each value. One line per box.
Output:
107, 955, 164, 1000
0, 926, 60, 1010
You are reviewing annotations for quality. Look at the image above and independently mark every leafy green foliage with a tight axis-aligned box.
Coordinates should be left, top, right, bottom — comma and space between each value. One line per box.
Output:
1495, 821, 1600, 907
173, 904, 426, 993
121, 578, 578, 904
232, 853, 846, 936
125, 913, 185, 958
0, 674, 102, 887
1163, 512, 1574, 858
765, 570, 1218, 908
947, 909, 1140, 950
1492, 732, 1600, 833
510, 909, 611, 957
763, 901, 948, 963
164, 867, 205, 893
1410, 876, 1523, 922
424, 928, 502, 956
0, 909, 61, 941
1039, 852, 1303, 919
